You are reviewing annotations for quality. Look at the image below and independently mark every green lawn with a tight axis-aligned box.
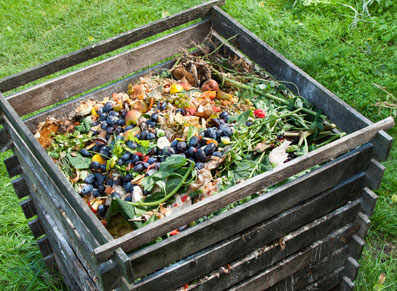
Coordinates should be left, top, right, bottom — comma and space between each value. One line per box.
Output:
0, 0, 395, 290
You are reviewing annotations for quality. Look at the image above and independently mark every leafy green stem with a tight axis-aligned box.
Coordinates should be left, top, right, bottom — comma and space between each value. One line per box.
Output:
129, 161, 195, 207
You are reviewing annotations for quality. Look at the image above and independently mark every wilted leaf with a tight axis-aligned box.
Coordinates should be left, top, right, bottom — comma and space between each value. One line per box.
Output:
66, 152, 91, 169
391, 194, 397, 204
162, 10, 169, 18
269, 141, 291, 167
378, 273, 386, 285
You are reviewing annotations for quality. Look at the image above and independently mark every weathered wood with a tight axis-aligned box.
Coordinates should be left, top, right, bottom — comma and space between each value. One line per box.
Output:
355, 212, 370, 239
42, 253, 58, 274
0, 58, 175, 152
130, 145, 372, 279
340, 276, 355, 291
6, 20, 211, 117
20, 198, 36, 219
11, 176, 30, 199
131, 177, 363, 291
28, 217, 45, 238
94, 117, 394, 262
10, 138, 101, 282
0, 1, 224, 92
348, 234, 365, 260
344, 257, 360, 282
188, 219, 357, 291
37, 236, 53, 258
268, 247, 348, 291
366, 159, 385, 190
0, 94, 113, 247
210, 6, 394, 161
3, 154, 22, 178
114, 248, 134, 285
27, 181, 98, 290
304, 267, 344, 291
360, 187, 378, 217
229, 246, 348, 290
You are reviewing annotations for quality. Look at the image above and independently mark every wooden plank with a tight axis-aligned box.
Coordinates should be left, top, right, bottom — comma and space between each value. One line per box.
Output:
268, 247, 348, 291
341, 276, 354, 291
0, 0, 224, 92
130, 145, 372, 279
0, 95, 113, 247
6, 20, 211, 117
42, 253, 58, 274
348, 234, 365, 260
355, 212, 370, 239
20, 198, 36, 219
366, 159, 385, 190
360, 187, 378, 217
229, 246, 349, 290
188, 221, 357, 291
94, 117, 394, 263
0, 58, 175, 152
37, 236, 53, 258
11, 142, 101, 280
28, 217, 45, 238
11, 176, 30, 199
210, 6, 394, 161
3, 154, 22, 178
304, 267, 344, 291
344, 257, 360, 281
28, 182, 98, 291
131, 178, 363, 291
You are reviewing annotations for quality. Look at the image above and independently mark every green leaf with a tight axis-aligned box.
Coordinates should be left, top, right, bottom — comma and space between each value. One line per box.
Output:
229, 110, 253, 124
105, 198, 142, 229
165, 176, 182, 194
66, 153, 91, 169
287, 99, 295, 111
159, 155, 187, 171
144, 192, 165, 203
187, 126, 198, 144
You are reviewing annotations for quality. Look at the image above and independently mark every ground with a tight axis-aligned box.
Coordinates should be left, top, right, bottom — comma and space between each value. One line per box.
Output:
0, 0, 395, 290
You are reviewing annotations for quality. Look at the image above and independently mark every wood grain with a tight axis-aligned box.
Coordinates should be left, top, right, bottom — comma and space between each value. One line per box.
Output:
5, 20, 210, 117
130, 145, 372, 279
0, 0, 224, 92
11, 176, 30, 199
20, 198, 36, 219
28, 218, 45, 239
37, 236, 53, 258
210, 6, 394, 161
132, 178, 363, 291
304, 267, 344, 291
94, 117, 394, 262
3, 154, 22, 178
360, 187, 378, 217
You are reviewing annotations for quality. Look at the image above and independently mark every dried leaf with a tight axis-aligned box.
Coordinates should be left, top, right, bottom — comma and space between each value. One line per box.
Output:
254, 142, 272, 153
378, 273, 386, 285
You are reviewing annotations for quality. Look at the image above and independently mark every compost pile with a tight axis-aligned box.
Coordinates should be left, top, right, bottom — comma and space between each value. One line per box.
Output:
36, 52, 344, 238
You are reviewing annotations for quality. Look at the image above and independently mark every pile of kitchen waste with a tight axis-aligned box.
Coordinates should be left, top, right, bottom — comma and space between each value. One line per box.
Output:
36, 53, 345, 238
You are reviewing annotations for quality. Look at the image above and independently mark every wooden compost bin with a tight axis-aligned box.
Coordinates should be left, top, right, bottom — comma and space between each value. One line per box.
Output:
0, 1, 394, 290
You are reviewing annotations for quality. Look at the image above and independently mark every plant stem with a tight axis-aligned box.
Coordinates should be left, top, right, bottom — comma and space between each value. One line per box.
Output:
129, 161, 195, 207
248, 150, 266, 179
212, 68, 326, 118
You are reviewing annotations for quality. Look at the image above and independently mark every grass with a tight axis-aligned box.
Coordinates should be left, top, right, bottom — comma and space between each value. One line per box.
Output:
0, 0, 395, 290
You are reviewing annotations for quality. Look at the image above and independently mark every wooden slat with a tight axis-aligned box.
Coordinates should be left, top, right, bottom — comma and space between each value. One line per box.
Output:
344, 257, 360, 281
0, 94, 113, 247
210, 6, 394, 161
304, 267, 344, 291
3, 154, 22, 177
268, 247, 348, 291
0, 59, 175, 153
11, 176, 30, 199
11, 140, 100, 279
5, 20, 211, 117
132, 177, 363, 291
37, 236, 53, 258
341, 276, 355, 291
129, 145, 372, 279
366, 159, 385, 190
0, 0, 224, 92
360, 187, 378, 217
28, 217, 45, 238
26, 179, 99, 290
229, 246, 349, 290
20, 198, 36, 219
348, 234, 365, 260
42, 253, 58, 274
188, 220, 357, 291
355, 212, 370, 239
94, 117, 394, 263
